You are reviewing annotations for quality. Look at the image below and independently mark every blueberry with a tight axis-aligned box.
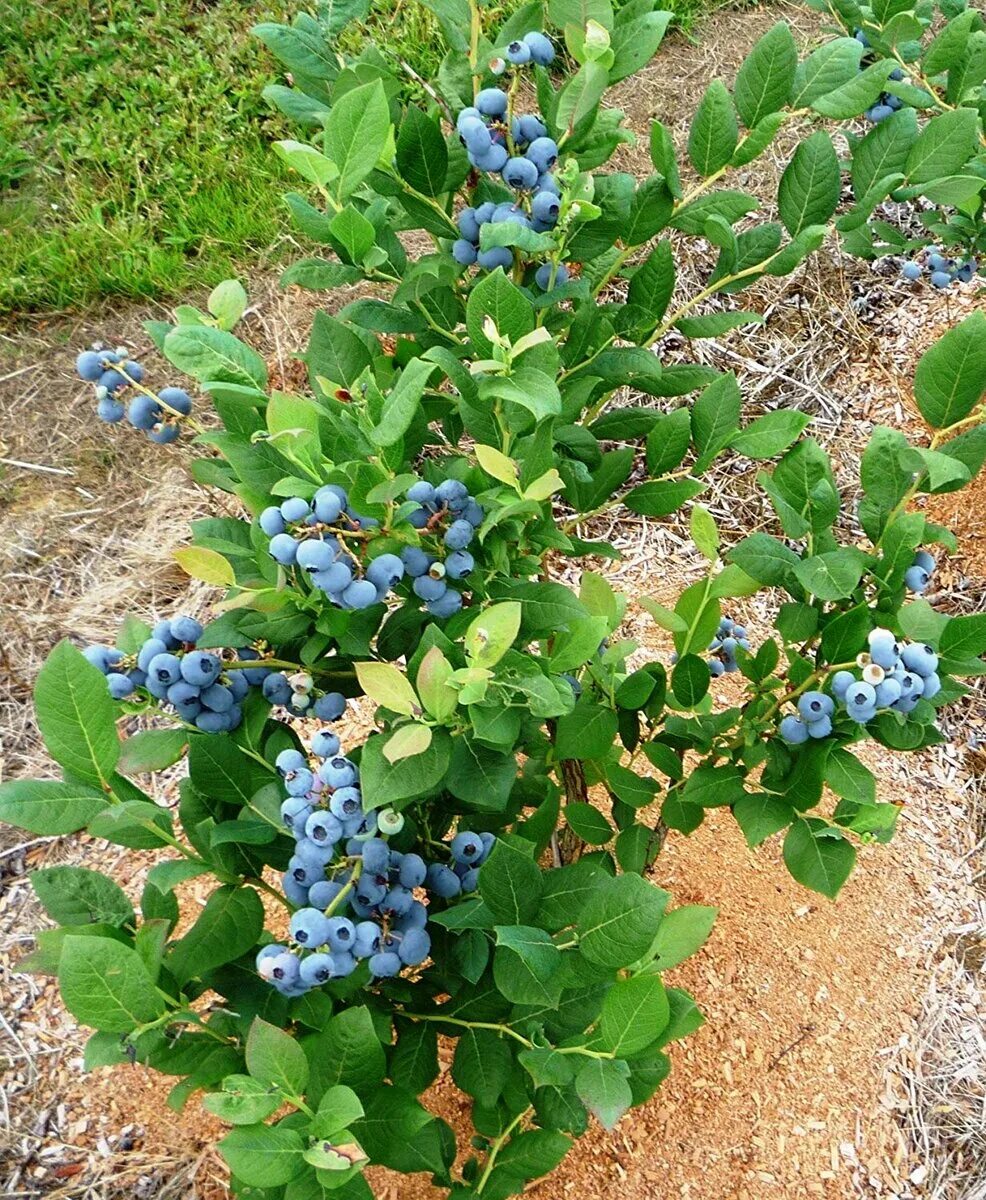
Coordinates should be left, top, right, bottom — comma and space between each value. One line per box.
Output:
443, 519, 474, 551
456, 106, 481, 129
457, 207, 481, 243
445, 550, 474, 579
921, 672, 941, 700
526, 136, 559, 173
807, 714, 832, 738
459, 116, 492, 154
452, 238, 479, 265
875, 677, 902, 707
398, 928, 431, 966
901, 262, 922, 281
281, 875, 311, 907
505, 39, 532, 64
367, 553, 405, 591
867, 628, 900, 669
313, 485, 346, 524
475, 88, 508, 118
904, 564, 930, 592
401, 546, 433, 578
426, 863, 461, 898
127, 393, 163, 430
930, 268, 953, 288
797, 691, 834, 723
341, 578, 379, 609
263, 673, 293, 705
148, 422, 180, 445
159, 386, 192, 415
276, 749, 308, 778
426, 589, 463, 618
956, 259, 977, 283
308, 880, 344, 909
76, 350, 105, 381
311, 561, 353, 595
360, 837, 390, 876
913, 550, 935, 574
285, 768, 315, 798
472, 143, 509, 173
437, 481, 469, 507
295, 539, 336, 574
779, 714, 809, 745
523, 30, 554, 65
318, 756, 359, 789
97, 395, 126, 422
352, 921, 381, 958
99, 369, 131, 394
136, 638, 168, 672
106, 672, 136, 699
413, 574, 447, 602
259, 506, 286, 536
368, 950, 402, 978
312, 691, 346, 721
180, 651, 221, 687
299, 953, 335, 986
397, 853, 427, 889
451, 831, 483, 864
280, 496, 311, 523
290, 907, 331, 947
147, 653, 183, 686
407, 481, 436, 506
502, 156, 539, 190
269, 533, 298, 565
196, 710, 231, 733
517, 114, 548, 144
310, 729, 340, 760
531, 190, 561, 224
535, 262, 569, 290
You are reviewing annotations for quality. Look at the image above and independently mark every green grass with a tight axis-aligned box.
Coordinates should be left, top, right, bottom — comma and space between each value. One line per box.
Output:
0, 0, 726, 317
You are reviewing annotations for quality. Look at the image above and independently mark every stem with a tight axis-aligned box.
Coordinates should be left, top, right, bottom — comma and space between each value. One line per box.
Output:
469, 0, 482, 98
113, 362, 207, 436
476, 1107, 532, 1194
324, 859, 362, 917
401, 1012, 535, 1049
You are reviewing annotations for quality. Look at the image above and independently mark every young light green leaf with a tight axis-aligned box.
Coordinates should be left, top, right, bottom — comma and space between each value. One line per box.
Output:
356, 662, 420, 717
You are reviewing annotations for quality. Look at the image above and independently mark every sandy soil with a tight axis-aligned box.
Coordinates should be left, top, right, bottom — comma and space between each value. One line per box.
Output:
1, 5, 983, 1200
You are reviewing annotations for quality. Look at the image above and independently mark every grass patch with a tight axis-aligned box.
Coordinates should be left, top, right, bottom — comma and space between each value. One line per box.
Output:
1, 0, 732, 317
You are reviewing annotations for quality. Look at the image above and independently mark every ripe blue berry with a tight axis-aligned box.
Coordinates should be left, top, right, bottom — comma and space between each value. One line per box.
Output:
259, 506, 286, 536
398, 928, 431, 965
535, 262, 569, 290
367, 553, 405, 591
318, 756, 358, 789
523, 31, 554, 65
313, 486, 346, 524
269, 533, 298, 565
445, 550, 474, 579
475, 89, 508, 118
503, 156, 539, 189
341, 579, 378, 609
505, 39, 532, 64
779, 714, 809, 745
798, 692, 834, 723
76, 350, 105, 381
312, 691, 346, 721
472, 143, 509, 173
516, 114, 547, 143
127, 394, 163, 430
904, 564, 930, 592
531, 190, 561, 224
180, 651, 221, 687
280, 496, 311, 523
526, 136, 559, 172
451, 831, 483, 864
369, 951, 402, 978
290, 907, 331, 947
930, 271, 952, 289
901, 262, 922, 281
159, 387, 192, 415
97, 395, 126, 422
427, 589, 463, 618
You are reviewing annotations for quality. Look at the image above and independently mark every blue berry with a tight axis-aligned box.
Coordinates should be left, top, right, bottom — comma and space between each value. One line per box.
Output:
401, 547, 432, 577
807, 714, 832, 738
502, 156, 539, 189
505, 39, 532, 64
299, 953, 335, 986
531, 190, 561, 224
901, 262, 922, 281
426, 589, 463, 619
798, 692, 834, 723
473, 143, 509, 173
259, 506, 286, 536
170, 615, 203, 643
312, 691, 346, 722
369, 951, 402, 978
478, 246, 513, 271
444, 520, 474, 550
779, 714, 809, 745
107, 673, 136, 699
904, 565, 930, 592
398, 928, 431, 965
276, 748, 307, 776
290, 908, 331, 947
452, 239, 478, 265
313, 486, 346, 524
874, 677, 902, 707
367, 553, 405, 590
475, 89, 508, 118
127, 394, 162, 430
285, 768, 315, 798
913, 550, 935, 574
148, 422, 180, 445
269, 533, 298, 565
97, 395, 126, 422
159, 387, 192, 415
263, 673, 293, 705
180, 651, 221, 687
427, 863, 462, 898
341, 579, 379, 609
930, 270, 952, 289
900, 643, 938, 677
147, 653, 183, 687
76, 350, 105, 381
318, 756, 358, 789
523, 31, 554, 65
451, 831, 483, 864
516, 114, 547, 143
535, 262, 569, 290
867, 628, 900, 669
526, 137, 558, 172
280, 496, 310, 523
445, 550, 474, 579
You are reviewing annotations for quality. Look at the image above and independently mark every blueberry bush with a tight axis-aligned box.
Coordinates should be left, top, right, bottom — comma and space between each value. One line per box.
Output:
5, 3, 986, 1197
806, 0, 985, 284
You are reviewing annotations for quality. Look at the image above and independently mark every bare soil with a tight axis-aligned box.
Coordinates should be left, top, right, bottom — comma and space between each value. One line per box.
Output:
2, 6, 983, 1200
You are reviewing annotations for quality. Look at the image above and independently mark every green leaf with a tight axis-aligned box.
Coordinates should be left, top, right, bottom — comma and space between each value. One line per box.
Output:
810, 59, 896, 119
645, 407, 691, 476
208, 279, 248, 330
370, 357, 439, 448
163, 326, 268, 389
395, 106, 449, 197
733, 22, 797, 128
32, 866, 133, 927
493, 925, 563, 1005
118, 729, 189, 775
624, 478, 705, 517
574, 1057, 632, 1129
565, 802, 614, 845
466, 270, 534, 356
537, 859, 604, 930
778, 131, 841, 237
58, 936, 166, 1032
0, 779, 108, 835
578, 872, 669, 968
626, 240, 675, 328
733, 793, 795, 847
791, 37, 864, 107
447, 737, 516, 812
688, 80, 738, 176
203, 1076, 283, 1125
325, 80, 391, 199
464, 601, 523, 668
913, 313, 986, 429
729, 411, 811, 459
219, 1123, 306, 1189
480, 839, 543, 924
359, 728, 451, 809
246, 1017, 309, 1097
600, 974, 670, 1055
355, 661, 420, 716
851, 108, 918, 200
554, 703, 619, 760
646, 905, 717, 971
451, 1028, 512, 1108
690, 504, 719, 561
35, 641, 119, 787
825, 748, 876, 805
691, 371, 742, 462
792, 549, 868, 601
305, 1007, 386, 1098
671, 654, 710, 707
609, 9, 672, 82
315, 1085, 365, 1136
782, 819, 856, 898
168, 885, 265, 985
905, 108, 979, 186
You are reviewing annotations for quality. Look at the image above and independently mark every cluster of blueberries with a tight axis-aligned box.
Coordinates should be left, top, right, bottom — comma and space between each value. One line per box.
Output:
708, 616, 752, 676
849, 29, 906, 123
779, 627, 943, 743
904, 549, 936, 594
261, 479, 483, 620
452, 39, 570, 290
75, 346, 192, 444
83, 615, 272, 733
258, 731, 495, 993
399, 478, 482, 619
901, 250, 979, 290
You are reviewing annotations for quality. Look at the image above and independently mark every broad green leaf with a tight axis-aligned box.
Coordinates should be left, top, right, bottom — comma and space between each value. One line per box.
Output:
574, 1057, 632, 1129
35, 641, 119, 787
479, 838, 542, 924
118, 729, 189, 775
905, 108, 979, 186
913, 312, 986, 429
782, 819, 856, 898
32, 866, 133, 927
359, 729, 451, 809
600, 974, 670, 1055
778, 131, 841, 237
733, 22, 797, 128
325, 80, 391, 199
163, 326, 268, 389
688, 80, 738, 176
355, 661, 420, 716
246, 1017, 309, 1097
0, 779, 108, 835
646, 904, 717, 971
219, 1124, 306, 1189
792, 549, 868, 601
59, 936, 166, 1033
168, 885, 265, 985
395, 106, 449, 197
578, 872, 669, 967
382, 723, 433, 763
203, 1075, 283, 1125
